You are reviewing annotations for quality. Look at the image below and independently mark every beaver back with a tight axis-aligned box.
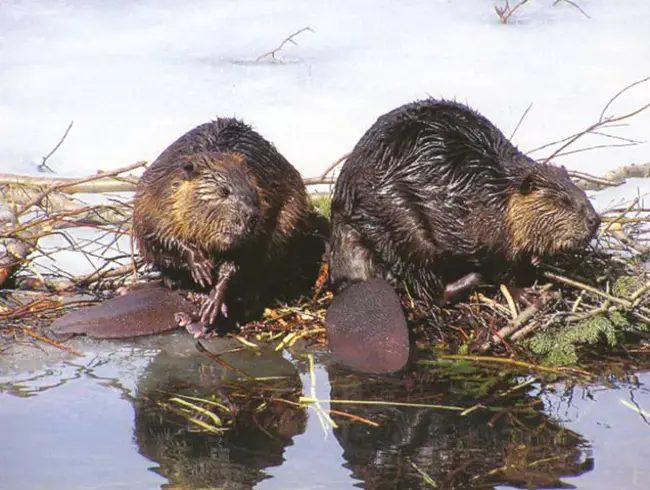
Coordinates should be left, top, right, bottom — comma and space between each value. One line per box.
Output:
329, 98, 600, 303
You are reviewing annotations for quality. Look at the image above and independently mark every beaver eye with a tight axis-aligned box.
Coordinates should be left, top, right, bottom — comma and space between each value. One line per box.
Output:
560, 195, 573, 207
182, 161, 196, 178
219, 187, 231, 198
519, 175, 536, 195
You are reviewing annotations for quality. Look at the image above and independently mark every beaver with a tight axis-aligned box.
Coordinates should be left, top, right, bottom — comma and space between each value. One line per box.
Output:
327, 98, 600, 332
132, 118, 326, 337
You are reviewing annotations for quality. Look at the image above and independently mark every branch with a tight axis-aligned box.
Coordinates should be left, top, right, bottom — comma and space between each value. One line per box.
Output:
39, 120, 74, 173
494, 0, 529, 24
13, 160, 146, 218
553, 0, 590, 19
256, 27, 314, 62
526, 77, 650, 163
0, 173, 138, 193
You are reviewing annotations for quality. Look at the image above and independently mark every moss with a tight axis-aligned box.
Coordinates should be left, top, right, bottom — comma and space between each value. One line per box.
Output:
612, 275, 640, 297
527, 314, 619, 367
310, 192, 332, 221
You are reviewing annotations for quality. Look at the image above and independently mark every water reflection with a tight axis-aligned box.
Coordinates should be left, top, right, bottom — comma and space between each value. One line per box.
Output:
327, 362, 594, 490
129, 343, 595, 490
132, 347, 307, 489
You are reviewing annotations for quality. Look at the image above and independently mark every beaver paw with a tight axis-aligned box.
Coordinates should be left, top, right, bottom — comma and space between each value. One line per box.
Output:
189, 255, 214, 289
175, 312, 212, 339
180, 244, 214, 288
443, 272, 484, 304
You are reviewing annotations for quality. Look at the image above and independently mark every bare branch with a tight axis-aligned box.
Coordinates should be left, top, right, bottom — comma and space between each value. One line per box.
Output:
39, 120, 74, 173
599, 76, 650, 122
0, 173, 138, 193
256, 27, 314, 62
494, 0, 529, 24
14, 160, 146, 218
509, 102, 533, 140
553, 0, 590, 19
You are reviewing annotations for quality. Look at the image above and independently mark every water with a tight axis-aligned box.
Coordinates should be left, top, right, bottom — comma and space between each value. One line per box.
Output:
2, 334, 650, 490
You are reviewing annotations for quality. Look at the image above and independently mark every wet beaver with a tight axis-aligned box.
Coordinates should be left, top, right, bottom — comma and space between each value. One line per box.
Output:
328, 98, 601, 306
133, 118, 326, 337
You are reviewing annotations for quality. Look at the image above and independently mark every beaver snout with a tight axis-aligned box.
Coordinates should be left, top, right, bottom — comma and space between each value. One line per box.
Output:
243, 204, 261, 227
584, 207, 601, 236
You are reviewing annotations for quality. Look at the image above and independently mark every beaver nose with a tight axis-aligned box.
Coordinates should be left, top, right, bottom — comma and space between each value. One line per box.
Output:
586, 211, 601, 235
247, 205, 261, 226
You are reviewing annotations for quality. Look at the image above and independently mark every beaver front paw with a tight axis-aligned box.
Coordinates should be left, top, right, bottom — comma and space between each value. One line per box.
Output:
179, 243, 214, 288
198, 261, 237, 325
175, 310, 227, 339
174, 311, 214, 339
443, 272, 484, 304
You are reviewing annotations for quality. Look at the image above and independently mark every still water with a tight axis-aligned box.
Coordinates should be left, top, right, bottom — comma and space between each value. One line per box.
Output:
2, 333, 650, 490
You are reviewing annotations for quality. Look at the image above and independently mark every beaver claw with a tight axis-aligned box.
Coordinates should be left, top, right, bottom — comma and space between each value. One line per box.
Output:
198, 261, 237, 325
180, 244, 214, 288
175, 311, 210, 339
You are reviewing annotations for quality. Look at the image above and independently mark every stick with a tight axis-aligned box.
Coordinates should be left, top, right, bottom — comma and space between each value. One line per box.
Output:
14, 161, 146, 218
39, 121, 74, 173
255, 27, 314, 62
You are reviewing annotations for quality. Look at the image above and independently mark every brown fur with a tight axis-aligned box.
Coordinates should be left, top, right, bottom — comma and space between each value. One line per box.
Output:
328, 98, 601, 304
132, 118, 326, 331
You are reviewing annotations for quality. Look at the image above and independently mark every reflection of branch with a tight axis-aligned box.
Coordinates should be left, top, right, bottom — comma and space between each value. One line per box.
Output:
256, 27, 314, 62
39, 120, 74, 173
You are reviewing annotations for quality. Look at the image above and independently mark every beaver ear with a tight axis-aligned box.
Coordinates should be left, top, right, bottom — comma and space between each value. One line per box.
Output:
518, 173, 536, 195
181, 161, 196, 179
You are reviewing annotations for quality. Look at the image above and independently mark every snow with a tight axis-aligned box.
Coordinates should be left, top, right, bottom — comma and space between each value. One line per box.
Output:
0, 0, 649, 277
0, 0, 648, 181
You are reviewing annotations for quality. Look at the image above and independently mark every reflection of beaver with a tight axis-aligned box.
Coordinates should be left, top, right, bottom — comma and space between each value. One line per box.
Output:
133, 348, 306, 489
329, 98, 601, 303
327, 364, 593, 489
133, 118, 326, 337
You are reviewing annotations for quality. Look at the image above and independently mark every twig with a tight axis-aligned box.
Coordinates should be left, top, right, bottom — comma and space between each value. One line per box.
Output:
567, 171, 622, 189
320, 152, 350, 179
542, 271, 634, 309
39, 121, 74, 173
599, 76, 650, 123
255, 27, 314, 62
439, 354, 592, 378
542, 105, 650, 164
14, 160, 147, 218
494, 0, 529, 24
302, 176, 336, 186
0, 173, 138, 193
480, 289, 559, 352
8, 326, 83, 357
600, 198, 638, 236
553, 0, 590, 19
509, 102, 533, 140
